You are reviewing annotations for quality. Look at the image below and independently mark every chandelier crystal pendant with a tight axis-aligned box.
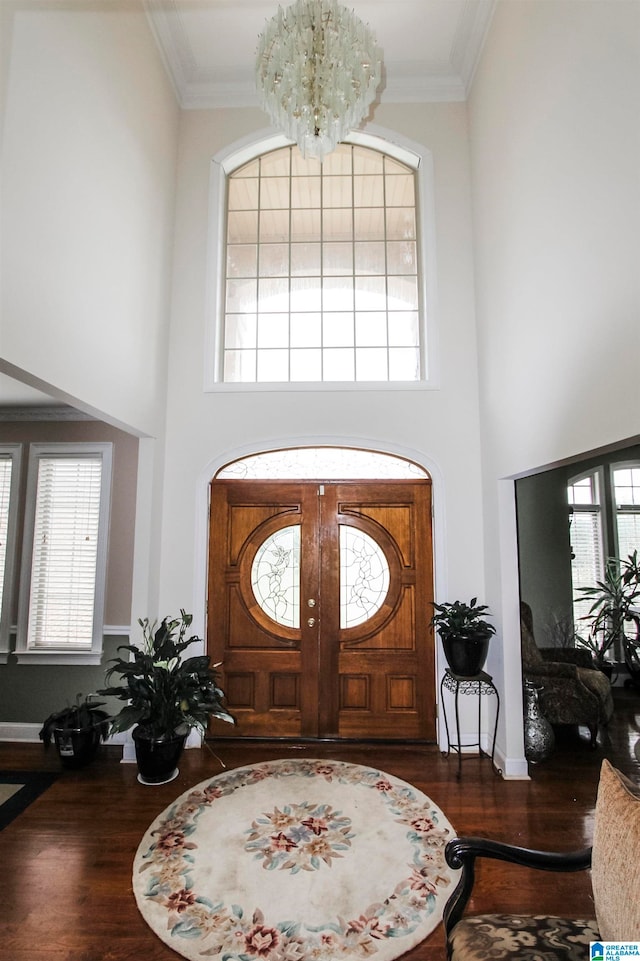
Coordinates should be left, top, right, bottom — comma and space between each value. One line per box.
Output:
256, 0, 383, 162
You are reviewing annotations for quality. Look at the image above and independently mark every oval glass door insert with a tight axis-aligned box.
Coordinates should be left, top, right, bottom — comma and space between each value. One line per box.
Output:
251, 525, 300, 628
340, 526, 390, 628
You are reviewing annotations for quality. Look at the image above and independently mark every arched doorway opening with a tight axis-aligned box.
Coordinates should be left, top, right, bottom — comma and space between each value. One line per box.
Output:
207, 447, 435, 741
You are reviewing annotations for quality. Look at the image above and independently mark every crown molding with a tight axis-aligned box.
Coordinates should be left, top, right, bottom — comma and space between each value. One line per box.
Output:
450, 0, 497, 96
145, 0, 496, 109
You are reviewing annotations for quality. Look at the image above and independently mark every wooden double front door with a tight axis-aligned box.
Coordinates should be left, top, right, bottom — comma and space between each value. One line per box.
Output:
207, 478, 435, 741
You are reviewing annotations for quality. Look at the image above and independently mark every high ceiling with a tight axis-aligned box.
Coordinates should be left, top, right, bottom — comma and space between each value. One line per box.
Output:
1, 0, 495, 409
145, 0, 496, 108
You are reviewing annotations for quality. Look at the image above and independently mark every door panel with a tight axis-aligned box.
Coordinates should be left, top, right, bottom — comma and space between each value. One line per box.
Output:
208, 482, 319, 737
208, 478, 434, 740
328, 482, 433, 739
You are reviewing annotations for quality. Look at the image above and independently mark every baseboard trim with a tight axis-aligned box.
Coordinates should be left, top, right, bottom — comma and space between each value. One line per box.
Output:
496, 746, 530, 779
0, 722, 41, 742
0, 721, 126, 746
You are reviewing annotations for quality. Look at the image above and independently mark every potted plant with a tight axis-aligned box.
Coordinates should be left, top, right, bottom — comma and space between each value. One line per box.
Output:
431, 597, 496, 677
577, 551, 640, 676
39, 694, 110, 769
99, 610, 235, 784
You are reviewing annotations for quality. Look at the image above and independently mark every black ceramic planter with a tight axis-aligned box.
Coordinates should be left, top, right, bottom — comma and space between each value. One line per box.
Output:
133, 728, 187, 785
53, 725, 103, 769
442, 635, 490, 677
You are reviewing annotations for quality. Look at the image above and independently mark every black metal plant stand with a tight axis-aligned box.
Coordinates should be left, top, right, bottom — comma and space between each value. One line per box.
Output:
440, 669, 501, 778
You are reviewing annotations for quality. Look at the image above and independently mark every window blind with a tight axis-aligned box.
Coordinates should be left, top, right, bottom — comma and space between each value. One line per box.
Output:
617, 512, 640, 561
571, 509, 604, 628
0, 457, 13, 619
614, 466, 640, 561
27, 456, 102, 650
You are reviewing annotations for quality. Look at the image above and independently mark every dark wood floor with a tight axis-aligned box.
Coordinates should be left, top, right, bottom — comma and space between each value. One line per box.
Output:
1, 687, 639, 961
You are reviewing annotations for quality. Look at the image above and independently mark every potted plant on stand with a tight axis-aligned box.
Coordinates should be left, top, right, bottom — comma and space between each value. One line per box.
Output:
431, 597, 496, 677
99, 610, 235, 785
39, 694, 110, 769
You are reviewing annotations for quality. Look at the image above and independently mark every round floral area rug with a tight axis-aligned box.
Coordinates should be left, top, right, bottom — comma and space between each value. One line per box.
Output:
132, 758, 459, 961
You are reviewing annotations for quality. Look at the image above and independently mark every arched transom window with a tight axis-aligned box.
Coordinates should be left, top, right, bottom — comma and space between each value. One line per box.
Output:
220, 141, 423, 384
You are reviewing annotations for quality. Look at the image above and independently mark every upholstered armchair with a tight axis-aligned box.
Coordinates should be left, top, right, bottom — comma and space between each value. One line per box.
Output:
520, 601, 614, 747
443, 759, 640, 959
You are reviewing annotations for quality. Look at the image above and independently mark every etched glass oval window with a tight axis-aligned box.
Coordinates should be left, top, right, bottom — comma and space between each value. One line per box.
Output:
340, 527, 390, 628
251, 525, 300, 628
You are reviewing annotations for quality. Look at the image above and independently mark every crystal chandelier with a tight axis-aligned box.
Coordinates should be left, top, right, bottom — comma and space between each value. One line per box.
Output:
256, 0, 383, 162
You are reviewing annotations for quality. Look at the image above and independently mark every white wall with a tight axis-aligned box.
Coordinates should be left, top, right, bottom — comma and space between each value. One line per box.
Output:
156, 101, 495, 753
1, 3, 180, 437
471, 0, 640, 475
469, 0, 640, 768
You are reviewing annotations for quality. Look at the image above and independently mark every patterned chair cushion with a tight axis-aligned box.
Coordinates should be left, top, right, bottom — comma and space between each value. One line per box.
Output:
592, 759, 640, 940
448, 914, 599, 960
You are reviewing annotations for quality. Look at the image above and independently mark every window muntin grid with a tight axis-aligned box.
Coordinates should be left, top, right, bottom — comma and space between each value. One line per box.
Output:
223, 143, 421, 383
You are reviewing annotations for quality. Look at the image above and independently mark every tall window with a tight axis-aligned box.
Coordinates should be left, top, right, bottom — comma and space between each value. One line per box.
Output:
220, 141, 423, 384
0, 446, 21, 663
613, 464, 640, 560
568, 470, 605, 631
16, 443, 112, 664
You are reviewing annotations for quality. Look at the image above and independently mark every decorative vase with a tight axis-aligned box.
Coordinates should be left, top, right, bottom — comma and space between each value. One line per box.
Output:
442, 635, 490, 677
523, 680, 555, 763
53, 725, 103, 769
132, 727, 187, 785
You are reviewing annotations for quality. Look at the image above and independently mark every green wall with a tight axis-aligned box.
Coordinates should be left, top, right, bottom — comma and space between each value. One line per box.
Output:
0, 416, 138, 729
0, 634, 125, 724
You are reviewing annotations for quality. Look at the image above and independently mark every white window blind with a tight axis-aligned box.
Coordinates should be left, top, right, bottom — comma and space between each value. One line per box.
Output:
570, 511, 604, 626
614, 465, 640, 560
0, 457, 14, 620
0, 446, 21, 662
568, 471, 604, 632
618, 513, 640, 560
27, 456, 102, 649
17, 443, 112, 663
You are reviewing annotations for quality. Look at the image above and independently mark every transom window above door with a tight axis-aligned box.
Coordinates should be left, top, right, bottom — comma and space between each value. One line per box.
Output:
217, 447, 428, 480
219, 140, 424, 385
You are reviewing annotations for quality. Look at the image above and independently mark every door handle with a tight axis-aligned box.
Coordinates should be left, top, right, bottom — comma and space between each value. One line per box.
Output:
307, 617, 316, 627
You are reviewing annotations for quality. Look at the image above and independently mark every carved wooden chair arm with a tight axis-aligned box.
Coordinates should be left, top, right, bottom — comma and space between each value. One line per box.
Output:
443, 836, 593, 937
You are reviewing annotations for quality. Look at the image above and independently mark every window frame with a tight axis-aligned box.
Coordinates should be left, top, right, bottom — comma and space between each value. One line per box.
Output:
205, 127, 439, 392
15, 442, 113, 665
0, 444, 22, 664
611, 461, 640, 561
